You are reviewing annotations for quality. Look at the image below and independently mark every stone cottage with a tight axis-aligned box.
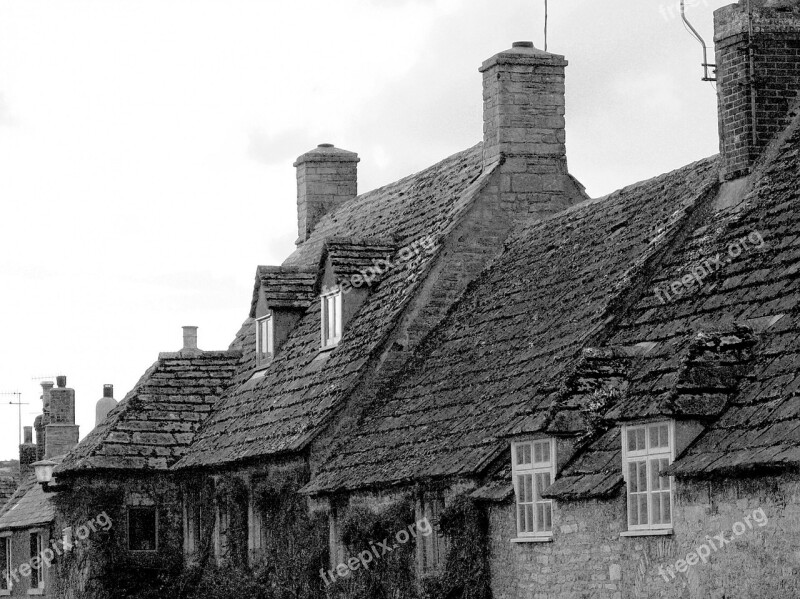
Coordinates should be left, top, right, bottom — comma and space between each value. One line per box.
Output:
43, 1, 800, 598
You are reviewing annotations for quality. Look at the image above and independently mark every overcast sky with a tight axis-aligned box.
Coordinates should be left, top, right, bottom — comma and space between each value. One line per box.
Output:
0, 0, 732, 461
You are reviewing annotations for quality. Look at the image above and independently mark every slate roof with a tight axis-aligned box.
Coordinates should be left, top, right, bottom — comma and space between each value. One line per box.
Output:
0, 463, 60, 531
0, 477, 18, 506
57, 350, 240, 475
177, 144, 498, 468
305, 156, 720, 495
250, 266, 318, 317
323, 237, 398, 282
547, 110, 800, 495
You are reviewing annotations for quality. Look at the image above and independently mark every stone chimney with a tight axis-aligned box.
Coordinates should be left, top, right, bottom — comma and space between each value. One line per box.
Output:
480, 42, 576, 212
480, 42, 568, 165
714, 0, 800, 180
294, 144, 359, 244
95, 384, 118, 427
182, 325, 199, 351
44, 375, 79, 458
19, 426, 36, 481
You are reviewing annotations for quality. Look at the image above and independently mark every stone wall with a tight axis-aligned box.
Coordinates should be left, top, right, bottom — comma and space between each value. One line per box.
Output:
488, 473, 800, 599
52, 472, 183, 599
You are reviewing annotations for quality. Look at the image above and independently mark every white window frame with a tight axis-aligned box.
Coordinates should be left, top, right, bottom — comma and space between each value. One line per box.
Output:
320, 289, 343, 349
511, 438, 555, 540
621, 421, 675, 533
255, 313, 274, 365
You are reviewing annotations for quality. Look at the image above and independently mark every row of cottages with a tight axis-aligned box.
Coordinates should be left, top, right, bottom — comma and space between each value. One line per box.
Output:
29, 1, 800, 597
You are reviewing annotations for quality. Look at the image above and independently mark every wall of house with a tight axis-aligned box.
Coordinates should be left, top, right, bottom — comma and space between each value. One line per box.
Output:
2, 526, 54, 598
488, 473, 800, 599
52, 472, 183, 599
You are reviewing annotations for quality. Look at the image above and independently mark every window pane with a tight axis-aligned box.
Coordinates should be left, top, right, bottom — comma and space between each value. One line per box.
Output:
515, 444, 527, 466
534, 440, 550, 464
628, 493, 639, 526
662, 493, 671, 524
628, 462, 639, 493
637, 461, 647, 491
525, 505, 534, 532
541, 503, 552, 531
651, 492, 662, 523
638, 494, 648, 525
627, 429, 637, 452
129, 508, 157, 551
523, 444, 531, 464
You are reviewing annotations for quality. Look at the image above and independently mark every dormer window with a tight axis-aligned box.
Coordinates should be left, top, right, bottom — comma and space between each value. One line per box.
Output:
321, 289, 342, 349
621, 421, 674, 533
511, 438, 555, 539
255, 314, 274, 365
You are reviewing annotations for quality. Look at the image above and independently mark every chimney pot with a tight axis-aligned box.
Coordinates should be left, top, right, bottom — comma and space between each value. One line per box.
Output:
56, 375, 67, 388
182, 325, 198, 350
103, 384, 114, 398
41, 381, 54, 392
318, 143, 334, 148
23, 426, 33, 445
512, 41, 534, 48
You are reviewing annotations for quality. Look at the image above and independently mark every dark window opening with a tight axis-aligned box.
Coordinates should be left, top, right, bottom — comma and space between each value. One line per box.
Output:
128, 507, 158, 551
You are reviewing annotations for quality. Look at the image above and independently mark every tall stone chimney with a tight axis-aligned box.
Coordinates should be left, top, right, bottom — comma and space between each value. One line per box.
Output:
44, 375, 79, 458
294, 144, 359, 244
95, 384, 118, 427
480, 42, 575, 212
714, 0, 800, 180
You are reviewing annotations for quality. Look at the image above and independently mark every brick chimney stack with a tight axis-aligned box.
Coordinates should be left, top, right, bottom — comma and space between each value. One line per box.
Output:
44, 375, 79, 458
714, 0, 800, 180
294, 144, 359, 244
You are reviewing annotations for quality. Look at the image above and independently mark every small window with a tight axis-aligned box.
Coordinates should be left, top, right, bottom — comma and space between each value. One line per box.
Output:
622, 422, 674, 532
128, 507, 158, 551
255, 314, 274, 365
511, 439, 555, 537
321, 289, 343, 349
417, 496, 447, 573
1, 537, 10, 591
29, 532, 43, 589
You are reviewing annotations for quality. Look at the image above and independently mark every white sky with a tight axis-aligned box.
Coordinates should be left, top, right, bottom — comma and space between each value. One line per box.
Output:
0, 0, 733, 460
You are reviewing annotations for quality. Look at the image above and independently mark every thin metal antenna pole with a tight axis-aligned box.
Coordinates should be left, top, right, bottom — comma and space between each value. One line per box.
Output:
0, 392, 28, 447
544, 0, 548, 51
